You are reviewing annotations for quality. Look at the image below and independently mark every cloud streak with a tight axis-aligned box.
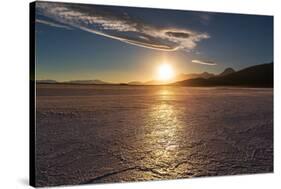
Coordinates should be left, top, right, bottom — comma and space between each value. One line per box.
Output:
192, 59, 217, 65
36, 19, 72, 30
36, 2, 210, 52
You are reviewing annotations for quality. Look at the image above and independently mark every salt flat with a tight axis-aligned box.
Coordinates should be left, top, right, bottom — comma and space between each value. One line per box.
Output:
35, 84, 273, 186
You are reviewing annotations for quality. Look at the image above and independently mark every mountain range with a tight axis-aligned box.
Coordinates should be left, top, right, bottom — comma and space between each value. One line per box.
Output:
175, 62, 273, 87
37, 62, 273, 87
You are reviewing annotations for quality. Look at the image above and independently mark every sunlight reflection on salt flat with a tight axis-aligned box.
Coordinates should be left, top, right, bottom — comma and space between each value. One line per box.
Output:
158, 88, 174, 96
137, 87, 188, 177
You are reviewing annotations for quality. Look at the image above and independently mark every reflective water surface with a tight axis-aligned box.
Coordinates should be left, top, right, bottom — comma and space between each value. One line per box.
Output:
36, 84, 273, 186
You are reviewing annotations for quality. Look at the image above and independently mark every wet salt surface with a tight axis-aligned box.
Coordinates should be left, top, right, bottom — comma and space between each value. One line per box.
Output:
35, 84, 273, 186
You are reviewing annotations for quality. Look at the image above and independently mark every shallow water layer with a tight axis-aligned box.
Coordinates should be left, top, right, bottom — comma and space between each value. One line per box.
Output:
35, 84, 273, 186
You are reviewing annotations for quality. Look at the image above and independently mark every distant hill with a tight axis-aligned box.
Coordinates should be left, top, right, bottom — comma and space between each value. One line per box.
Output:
138, 71, 215, 85
37, 79, 111, 85
65, 80, 109, 84
174, 63, 273, 87
144, 80, 167, 85
36, 80, 57, 84
128, 81, 144, 85
219, 68, 235, 77
175, 72, 215, 81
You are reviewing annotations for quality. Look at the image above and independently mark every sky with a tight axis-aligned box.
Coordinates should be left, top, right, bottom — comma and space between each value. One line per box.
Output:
35, 2, 273, 83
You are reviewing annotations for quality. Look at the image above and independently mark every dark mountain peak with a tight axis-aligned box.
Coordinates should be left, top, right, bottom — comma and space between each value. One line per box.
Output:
220, 67, 235, 76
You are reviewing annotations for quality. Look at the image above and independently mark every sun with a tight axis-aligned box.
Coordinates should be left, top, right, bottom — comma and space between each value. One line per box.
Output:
157, 63, 175, 81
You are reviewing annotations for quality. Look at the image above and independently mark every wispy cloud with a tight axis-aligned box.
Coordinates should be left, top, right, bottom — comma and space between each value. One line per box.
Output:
36, 2, 210, 52
192, 59, 217, 65
36, 19, 72, 30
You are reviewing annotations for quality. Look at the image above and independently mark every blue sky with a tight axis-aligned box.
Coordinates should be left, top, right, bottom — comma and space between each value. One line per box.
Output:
35, 2, 273, 82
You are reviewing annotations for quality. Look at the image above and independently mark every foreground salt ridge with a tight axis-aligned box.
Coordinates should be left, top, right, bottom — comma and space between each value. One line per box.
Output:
35, 85, 273, 186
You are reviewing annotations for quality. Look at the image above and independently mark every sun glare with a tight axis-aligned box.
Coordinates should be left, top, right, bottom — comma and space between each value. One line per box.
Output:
157, 63, 174, 81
